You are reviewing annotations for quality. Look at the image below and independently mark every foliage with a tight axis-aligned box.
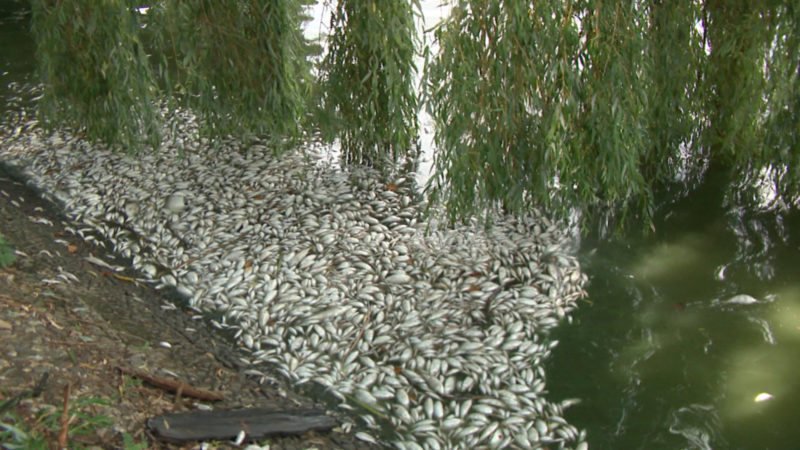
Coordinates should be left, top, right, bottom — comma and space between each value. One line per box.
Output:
29, 0, 312, 152
703, 0, 770, 163
30, 0, 162, 152
753, 3, 800, 197
320, 0, 421, 167
122, 432, 148, 450
24, 0, 800, 232
425, 0, 585, 221
644, 1, 706, 183
0, 233, 15, 268
0, 418, 46, 450
145, 0, 312, 145
425, 0, 800, 231
0, 395, 131, 449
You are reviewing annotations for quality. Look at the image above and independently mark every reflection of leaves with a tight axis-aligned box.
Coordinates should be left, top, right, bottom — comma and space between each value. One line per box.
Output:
0, 233, 15, 268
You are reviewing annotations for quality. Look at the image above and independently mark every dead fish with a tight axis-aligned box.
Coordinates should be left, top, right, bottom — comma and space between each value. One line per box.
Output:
724, 294, 758, 305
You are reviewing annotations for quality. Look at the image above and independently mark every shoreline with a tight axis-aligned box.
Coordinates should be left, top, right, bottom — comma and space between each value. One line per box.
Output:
1, 108, 587, 448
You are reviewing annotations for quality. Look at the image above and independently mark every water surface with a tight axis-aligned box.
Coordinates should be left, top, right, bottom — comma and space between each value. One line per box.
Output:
547, 186, 800, 449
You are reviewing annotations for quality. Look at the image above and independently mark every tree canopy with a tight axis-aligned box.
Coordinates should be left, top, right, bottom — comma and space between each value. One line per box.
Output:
425, 0, 799, 231
25, 0, 800, 232
319, 0, 420, 167
30, 0, 312, 149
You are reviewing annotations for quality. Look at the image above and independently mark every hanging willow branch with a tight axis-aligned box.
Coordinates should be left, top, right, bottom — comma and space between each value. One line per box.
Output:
26, 0, 800, 231
146, 0, 311, 145
320, 0, 421, 167
30, 0, 162, 152
30, 0, 312, 152
761, 4, 800, 197
425, 0, 585, 222
425, 0, 800, 231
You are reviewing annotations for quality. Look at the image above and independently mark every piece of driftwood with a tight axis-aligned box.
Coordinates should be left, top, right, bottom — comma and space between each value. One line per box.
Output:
116, 367, 224, 402
147, 408, 337, 442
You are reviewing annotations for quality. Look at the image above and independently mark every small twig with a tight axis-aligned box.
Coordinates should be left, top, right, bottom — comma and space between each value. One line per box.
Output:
43, 314, 63, 330
117, 367, 224, 402
49, 340, 96, 347
57, 382, 71, 450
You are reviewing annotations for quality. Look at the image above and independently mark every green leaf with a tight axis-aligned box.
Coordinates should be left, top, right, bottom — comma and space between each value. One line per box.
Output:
0, 233, 15, 268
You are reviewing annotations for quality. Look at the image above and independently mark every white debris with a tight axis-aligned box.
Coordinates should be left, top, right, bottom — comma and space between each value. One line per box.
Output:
754, 392, 773, 402
725, 294, 759, 305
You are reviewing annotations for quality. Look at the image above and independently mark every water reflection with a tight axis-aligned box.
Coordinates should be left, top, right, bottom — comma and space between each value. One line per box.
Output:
668, 404, 725, 450
0, 1, 34, 109
547, 179, 800, 448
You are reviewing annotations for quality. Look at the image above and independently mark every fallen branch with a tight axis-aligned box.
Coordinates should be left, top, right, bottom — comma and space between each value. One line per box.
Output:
116, 367, 223, 402
147, 408, 337, 442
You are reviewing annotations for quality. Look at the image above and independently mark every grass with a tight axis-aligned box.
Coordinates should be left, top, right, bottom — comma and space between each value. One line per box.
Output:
0, 394, 146, 449
0, 232, 14, 268
1, 388, 274, 449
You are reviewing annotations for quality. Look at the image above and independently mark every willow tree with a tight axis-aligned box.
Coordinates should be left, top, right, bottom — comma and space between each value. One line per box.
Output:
29, 0, 312, 151
145, 0, 311, 144
425, 0, 581, 218
319, 0, 420, 167
31, 0, 162, 151
763, 4, 800, 199
26, 0, 800, 230
425, 0, 800, 230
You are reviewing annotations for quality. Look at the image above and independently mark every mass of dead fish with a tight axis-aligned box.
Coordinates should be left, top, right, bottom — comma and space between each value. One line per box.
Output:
1, 100, 589, 449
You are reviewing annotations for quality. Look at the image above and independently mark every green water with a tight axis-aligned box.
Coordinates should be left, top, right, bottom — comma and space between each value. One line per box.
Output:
548, 186, 800, 449
0, 0, 34, 103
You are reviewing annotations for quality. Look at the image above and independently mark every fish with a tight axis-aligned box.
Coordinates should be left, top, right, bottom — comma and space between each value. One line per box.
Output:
723, 294, 759, 305
0, 101, 590, 449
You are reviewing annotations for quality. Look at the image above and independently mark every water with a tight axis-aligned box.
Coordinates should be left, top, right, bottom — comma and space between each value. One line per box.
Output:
0, 0, 35, 134
0, 0, 34, 105
3, 2, 799, 448
547, 184, 800, 449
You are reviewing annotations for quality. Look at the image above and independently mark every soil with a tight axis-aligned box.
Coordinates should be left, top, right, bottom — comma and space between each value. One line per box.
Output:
0, 161, 374, 449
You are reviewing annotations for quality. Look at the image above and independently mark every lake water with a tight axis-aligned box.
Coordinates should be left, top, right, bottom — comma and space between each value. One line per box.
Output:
2, 2, 798, 448
0, 0, 34, 105
547, 181, 800, 449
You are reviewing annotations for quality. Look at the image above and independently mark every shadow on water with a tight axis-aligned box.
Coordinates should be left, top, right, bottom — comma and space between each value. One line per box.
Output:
547, 167, 800, 449
0, 0, 34, 100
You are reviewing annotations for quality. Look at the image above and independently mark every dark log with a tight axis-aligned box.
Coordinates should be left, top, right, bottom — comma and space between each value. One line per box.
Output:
147, 408, 338, 442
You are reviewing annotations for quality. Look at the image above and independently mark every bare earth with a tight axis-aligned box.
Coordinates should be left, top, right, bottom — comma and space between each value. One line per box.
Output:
0, 162, 373, 449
